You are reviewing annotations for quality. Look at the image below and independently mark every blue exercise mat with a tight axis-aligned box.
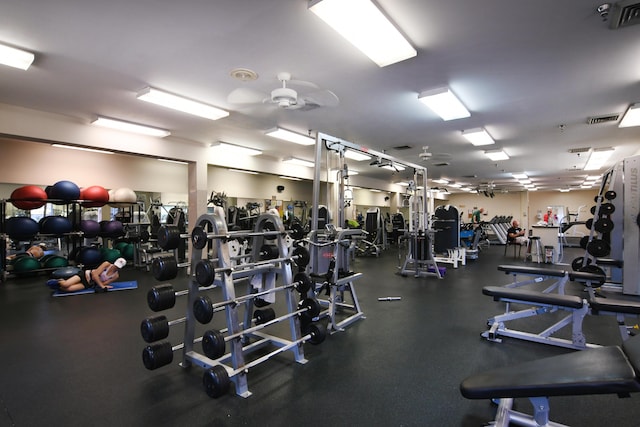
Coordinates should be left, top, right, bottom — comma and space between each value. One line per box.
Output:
52, 281, 138, 297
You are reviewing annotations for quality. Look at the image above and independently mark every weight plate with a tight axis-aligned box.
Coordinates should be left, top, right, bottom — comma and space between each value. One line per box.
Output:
579, 236, 590, 250
293, 272, 312, 294
594, 218, 614, 233
202, 329, 226, 360
587, 239, 610, 257
571, 256, 592, 272
254, 307, 276, 325
259, 245, 279, 260
292, 246, 310, 268
578, 264, 606, 279
140, 315, 169, 343
290, 223, 306, 240
202, 365, 230, 399
590, 205, 597, 215
262, 221, 277, 240
195, 259, 216, 286
191, 226, 209, 250
157, 225, 180, 250
142, 342, 173, 371
605, 190, 617, 201
585, 218, 593, 230
594, 195, 604, 203
600, 203, 615, 215
193, 295, 214, 324
152, 256, 178, 282
305, 323, 327, 345
147, 284, 176, 312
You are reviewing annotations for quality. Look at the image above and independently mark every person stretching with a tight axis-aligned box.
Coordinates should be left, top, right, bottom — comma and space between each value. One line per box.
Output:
47, 257, 126, 292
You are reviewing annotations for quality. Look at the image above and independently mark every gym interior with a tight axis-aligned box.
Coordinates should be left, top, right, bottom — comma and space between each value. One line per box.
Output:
2, 2, 640, 426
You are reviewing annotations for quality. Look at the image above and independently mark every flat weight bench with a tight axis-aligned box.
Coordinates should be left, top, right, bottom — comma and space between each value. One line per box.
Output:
498, 265, 569, 294
482, 286, 594, 350
460, 333, 640, 426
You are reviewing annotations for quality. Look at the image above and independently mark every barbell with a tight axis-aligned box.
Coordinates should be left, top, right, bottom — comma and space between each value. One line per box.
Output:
202, 322, 326, 398
141, 309, 275, 369
192, 272, 313, 324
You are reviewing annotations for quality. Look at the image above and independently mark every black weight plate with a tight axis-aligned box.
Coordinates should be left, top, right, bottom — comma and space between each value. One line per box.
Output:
305, 323, 326, 345
195, 260, 216, 286
152, 256, 178, 281
594, 218, 614, 233
605, 190, 616, 201
571, 256, 592, 272
202, 329, 226, 360
262, 221, 277, 240
579, 264, 606, 279
193, 295, 214, 324
191, 226, 209, 250
142, 342, 173, 370
585, 218, 593, 230
202, 365, 230, 398
290, 222, 305, 240
259, 245, 279, 260
293, 272, 312, 294
141, 315, 169, 343
292, 246, 310, 268
587, 239, 610, 257
600, 203, 615, 215
147, 284, 176, 312
590, 205, 597, 215
594, 195, 604, 203
157, 226, 180, 250
254, 307, 276, 325
579, 236, 590, 249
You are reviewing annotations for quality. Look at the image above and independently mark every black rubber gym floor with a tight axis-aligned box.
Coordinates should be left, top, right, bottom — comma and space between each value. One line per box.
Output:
1, 244, 638, 426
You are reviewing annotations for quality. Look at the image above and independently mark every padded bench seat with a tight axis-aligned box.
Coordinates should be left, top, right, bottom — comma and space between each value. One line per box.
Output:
497, 264, 567, 278
483, 286, 584, 309
590, 296, 640, 315
568, 271, 606, 286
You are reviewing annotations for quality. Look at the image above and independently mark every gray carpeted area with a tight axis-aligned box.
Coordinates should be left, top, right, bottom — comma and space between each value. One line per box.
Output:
0, 244, 638, 426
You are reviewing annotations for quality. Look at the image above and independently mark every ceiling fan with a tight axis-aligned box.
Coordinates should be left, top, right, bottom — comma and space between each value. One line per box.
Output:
227, 72, 339, 111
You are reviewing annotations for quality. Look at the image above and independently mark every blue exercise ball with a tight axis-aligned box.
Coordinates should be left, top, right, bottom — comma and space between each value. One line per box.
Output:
51, 266, 81, 279
77, 246, 101, 268
80, 220, 101, 238
47, 180, 80, 203
40, 216, 73, 236
6, 217, 39, 240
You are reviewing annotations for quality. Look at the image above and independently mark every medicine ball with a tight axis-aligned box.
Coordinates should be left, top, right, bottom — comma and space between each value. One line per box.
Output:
47, 180, 81, 203
80, 219, 101, 238
113, 187, 137, 203
13, 256, 41, 274
100, 220, 124, 238
40, 216, 72, 236
43, 255, 69, 269
10, 185, 47, 210
80, 185, 110, 207
77, 246, 101, 268
6, 216, 39, 240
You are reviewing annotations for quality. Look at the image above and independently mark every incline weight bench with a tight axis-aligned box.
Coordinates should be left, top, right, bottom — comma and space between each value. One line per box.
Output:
460, 332, 640, 426
497, 265, 570, 294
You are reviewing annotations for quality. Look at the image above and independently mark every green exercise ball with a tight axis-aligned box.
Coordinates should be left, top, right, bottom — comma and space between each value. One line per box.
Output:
43, 255, 69, 269
13, 256, 41, 275
101, 248, 121, 263
114, 241, 128, 253
122, 243, 135, 260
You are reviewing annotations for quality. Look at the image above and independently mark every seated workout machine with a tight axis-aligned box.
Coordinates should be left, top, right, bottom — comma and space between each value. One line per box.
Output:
460, 332, 640, 427
355, 207, 385, 257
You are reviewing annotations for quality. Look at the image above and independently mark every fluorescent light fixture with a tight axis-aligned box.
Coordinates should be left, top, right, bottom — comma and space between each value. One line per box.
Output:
309, 0, 416, 67
432, 179, 449, 184
51, 144, 113, 154
559, 189, 571, 192
462, 128, 495, 146
528, 187, 538, 191
369, 189, 382, 193
418, 88, 470, 121
137, 87, 229, 120
279, 176, 302, 181
448, 183, 462, 188
619, 103, 640, 128
397, 181, 410, 186
581, 184, 594, 188
228, 169, 259, 175
344, 150, 371, 161
518, 179, 532, 185
91, 116, 170, 137
158, 159, 188, 165
0, 43, 35, 70
211, 141, 262, 156
283, 157, 315, 168
512, 173, 528, 179
266, 127, 314, 145
484, 150, 509, 161
585, 175, 600, 181
524, 184, 536, 188
584, 147, 614, 170
381, 163, 405, 171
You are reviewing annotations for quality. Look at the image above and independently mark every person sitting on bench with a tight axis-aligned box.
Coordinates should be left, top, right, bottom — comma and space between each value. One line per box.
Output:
47, 258, 126, 292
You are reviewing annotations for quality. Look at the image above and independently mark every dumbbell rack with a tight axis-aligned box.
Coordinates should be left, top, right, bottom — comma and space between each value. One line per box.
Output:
143, 212, 318, 398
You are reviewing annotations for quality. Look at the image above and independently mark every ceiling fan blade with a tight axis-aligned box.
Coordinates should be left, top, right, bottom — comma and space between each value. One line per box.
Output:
227, 87, 268, 104
287, 79, 319, 89
302, 89, 340, 108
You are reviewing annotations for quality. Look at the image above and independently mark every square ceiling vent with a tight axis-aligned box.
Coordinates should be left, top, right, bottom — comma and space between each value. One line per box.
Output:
609, 0, 640, 29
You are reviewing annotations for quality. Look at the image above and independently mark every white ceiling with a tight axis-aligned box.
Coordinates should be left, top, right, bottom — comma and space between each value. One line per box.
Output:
1, 0, 639, 193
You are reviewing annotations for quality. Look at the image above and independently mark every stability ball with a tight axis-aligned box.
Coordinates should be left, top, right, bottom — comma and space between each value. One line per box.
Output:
77, 246, 101, 268
80, 185, 109, 207
47, 180, 80, 203
101, 248, 121, 263
80, 220, 101, 238
51, 266, 81, 280
121, 243, 135, 260
6, 217, 39, 240
43, 255, 69, 269
10, 185, 47, 210
13, 256, 41, 275
113, 187, 137, 203
40, 216, 73, 236
100, 220, 124, 238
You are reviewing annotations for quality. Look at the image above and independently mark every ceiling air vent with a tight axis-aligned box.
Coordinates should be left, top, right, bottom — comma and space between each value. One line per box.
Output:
609, 0, 640, 29
568, 147, 591, 154
433, 162, 450, 167
586, 114, 620, 124
392, 145, 412, 150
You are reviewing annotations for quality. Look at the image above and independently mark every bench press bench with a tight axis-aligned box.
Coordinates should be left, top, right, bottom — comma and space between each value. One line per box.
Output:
460, 332, 640, 426
497, 265, 570, 294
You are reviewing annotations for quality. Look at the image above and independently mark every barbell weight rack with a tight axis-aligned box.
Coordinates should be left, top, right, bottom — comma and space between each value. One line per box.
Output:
192, 272, 313, 324
201, 322, 326, 398
201, 298, 322, 360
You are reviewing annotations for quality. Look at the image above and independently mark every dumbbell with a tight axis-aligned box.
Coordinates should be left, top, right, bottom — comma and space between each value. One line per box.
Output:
201, 298, 322, 360
152, 255, 189, 281
192, 272, 313, 323
202, 322, 326, 398
141, 309, 277, 370
194, 246, 310, 287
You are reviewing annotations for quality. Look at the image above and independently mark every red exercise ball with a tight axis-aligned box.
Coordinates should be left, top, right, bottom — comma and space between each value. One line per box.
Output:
10, 185, 47, 210
80, 185, 109, 207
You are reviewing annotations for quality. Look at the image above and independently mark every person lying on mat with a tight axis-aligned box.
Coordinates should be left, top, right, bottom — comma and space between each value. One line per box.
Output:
8, 244, 45, 260
47, 257, 126, 292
